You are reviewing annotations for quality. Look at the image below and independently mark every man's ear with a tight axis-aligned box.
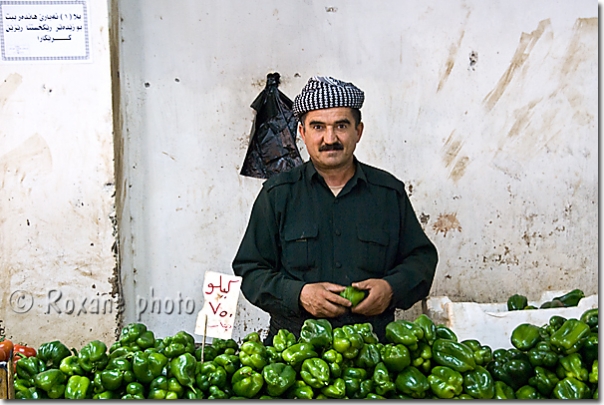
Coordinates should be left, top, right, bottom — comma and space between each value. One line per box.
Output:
356, 122, 364, 143
298, 122, 306, 142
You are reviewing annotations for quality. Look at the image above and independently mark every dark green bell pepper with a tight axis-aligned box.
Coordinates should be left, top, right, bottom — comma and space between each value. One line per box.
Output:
169, 352, 198, 392
98, 368, 124, 391
321, 377, 346, 398
339, 286, 367, 307
394, 365, 430, 399
299, 318, 333, 349
207, 385, 230, 399
352, 322, 380, 344
380, 343, 410, 373
527, 340, 558, 368
231, 365, 264, 398
265, 345, 282, 363
64, 375, 92, 399
354, 343, 381, 369
285, 379, 314, 399
37, 340, 72, 369
493, 380, 516, 399
580, 332, 598, 366
59, 354, 84, 376
299, 357, 330, 389
427, 366, 463, 399
414, 314, 437, 345
462, 365, 494, 399
507, 294, 528, 311
243, 331, 261, 343
322, 348, 343, 378
160, 330, 196, 359
515, 384, 545, 399
15, 386, 46, 400
544, 314, 567, 335
239, 340, 268, 370
78, 340, 109, 373
556, 352, 589, 382
332, 325, 365, 359
273, 329, 296, 352
511, 323, 542, 351
432, 338, 476, 373
550, 318, 591, 355
540, 299, 565, 309
131, 349, 168, 384
580, 308, 598, 330
486, 348, 533, 391
33, 368, 67, 398
553, 376, 591, 399
16, 356, 47, 381
119, 322, 147, 344
213, 352, 241, 375
342, 367, 366, 398
372, 361, 396, 396
528, 365, 559, 396
210, 337, 239, 354
281, 342, 318, 369
261, 362, 296, 397
385, 319, 424, 350
92, 390, 116, 399
435, 324, 458, 342
195, 361, 227, 391
553, 289, 585, 307
195, 344, 218, 362
460, 339, 492, 366
410, 341, 432, 374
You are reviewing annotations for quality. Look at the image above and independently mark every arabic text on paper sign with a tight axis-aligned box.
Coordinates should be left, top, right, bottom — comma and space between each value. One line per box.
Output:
195, 271, 242, 340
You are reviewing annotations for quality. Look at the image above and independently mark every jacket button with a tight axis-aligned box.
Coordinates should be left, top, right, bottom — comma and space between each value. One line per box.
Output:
335, 262, 342, 268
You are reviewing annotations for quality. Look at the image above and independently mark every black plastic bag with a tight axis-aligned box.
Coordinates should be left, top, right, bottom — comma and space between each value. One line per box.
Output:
240, 72, 303, 179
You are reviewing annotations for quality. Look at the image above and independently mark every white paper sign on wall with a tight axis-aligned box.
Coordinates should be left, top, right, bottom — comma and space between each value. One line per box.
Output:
195, 271, 242, 340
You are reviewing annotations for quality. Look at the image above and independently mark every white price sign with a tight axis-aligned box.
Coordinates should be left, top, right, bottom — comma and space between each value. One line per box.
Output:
195, 271, 242, 339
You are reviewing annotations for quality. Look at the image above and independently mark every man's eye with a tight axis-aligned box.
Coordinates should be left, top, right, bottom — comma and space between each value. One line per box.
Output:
312, 125, 323, 130
337, 124, 347, 129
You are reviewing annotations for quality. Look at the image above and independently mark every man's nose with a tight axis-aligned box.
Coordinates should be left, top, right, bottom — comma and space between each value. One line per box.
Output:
324, 126, 338, 143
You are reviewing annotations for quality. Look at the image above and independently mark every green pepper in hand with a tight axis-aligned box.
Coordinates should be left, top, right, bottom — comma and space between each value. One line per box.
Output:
339, 286, 367, 307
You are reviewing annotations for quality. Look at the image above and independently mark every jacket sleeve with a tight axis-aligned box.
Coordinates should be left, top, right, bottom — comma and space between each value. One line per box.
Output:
232, 185, 306, 317
382, 190, 439, 310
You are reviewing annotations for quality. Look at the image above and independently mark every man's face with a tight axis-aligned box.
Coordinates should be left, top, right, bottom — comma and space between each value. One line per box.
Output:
299, 107, 364, 172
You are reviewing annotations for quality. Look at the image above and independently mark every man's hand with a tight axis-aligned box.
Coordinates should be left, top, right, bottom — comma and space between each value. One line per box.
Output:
350, 278, 393, 316
299, 282, 352, 318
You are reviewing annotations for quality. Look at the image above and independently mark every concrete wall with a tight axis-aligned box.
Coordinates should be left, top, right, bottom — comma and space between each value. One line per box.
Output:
0, 0, 118, 348
116, 0, 598, 341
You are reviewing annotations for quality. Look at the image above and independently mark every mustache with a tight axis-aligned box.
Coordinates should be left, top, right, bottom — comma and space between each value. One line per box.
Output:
319, 143, 344, 151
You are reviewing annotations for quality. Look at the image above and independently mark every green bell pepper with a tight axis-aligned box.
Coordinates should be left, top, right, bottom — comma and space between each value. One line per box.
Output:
550, 318, 591, 355
281, 342, 318, 369
299, 318, 333, 349
132, 349, 168, 384
321, 377, 346, 398
213, 352, 241, 375
77, 339, 109, 373
427, 366, 463, 399
119, 322, 147, 344
580, 332, 598, 366
16, 356, 47, 381
195, 344, 218, 362
322, 348, 343, 378
273, 329, 296, 352
207, 385, 230, 399
64, 375, 92, 399
528, 365, 559, 396
515, 384, 545, 399
239, 340, 268, 370
98, 369, 124, 391
160, 330, 196, 358
169, 352, 198, 392
285, 379, 314, 399
339, 286, 367, 307
15, 386, 46, 400
92, 390, 116, 399
262, 362, 296, 397
354, 343, 381, 369
333, 325, 365, 359
462, 365, 494, 399
589, 359, 598, 383
493, 380, 516, 399
580, 308, 598, 330
540, 299, 565, 309
553, 288, 585, 307
372, 361, 396, 396
59, 354, 84, 376
210, 337, 239, 354
544, 314, 567, 335
414, 314, 437, 345
460, 339, 492, 366
342, 367, 366, 398
507, 293, 528, 311
394, 365, 430, 399
553, 377, 591, 399
33, 368, 67, 398
231, 365, 264, 398
352, 322, 380, 344
195, 361, 227, 391
511, 323, 542, 351
243, 331, 261, 343
410, 341, 432, 374
486, 348, 533, 391
385, 319, 424, 350
435, 324, 458, 342
380, 343, 410, 373
366, 392, 386, 399
37, 340, 72, 369
527, 340, 558, 368
557, 352, 589, 382
265, 345, 282, 363
300, 357, 330, 389
432, 338, 476, 373
184, 388, 205, 399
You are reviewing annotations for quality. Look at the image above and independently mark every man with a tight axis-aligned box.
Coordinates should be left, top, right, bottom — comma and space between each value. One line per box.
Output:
233, 76, 438, 343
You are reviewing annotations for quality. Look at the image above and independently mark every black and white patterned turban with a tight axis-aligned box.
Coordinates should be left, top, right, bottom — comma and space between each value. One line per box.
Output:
292, 76, 365, 119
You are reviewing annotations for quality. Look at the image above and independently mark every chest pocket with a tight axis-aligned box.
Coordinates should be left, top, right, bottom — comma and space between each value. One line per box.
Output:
356, 226, 389, 274
282, 223, 319, 271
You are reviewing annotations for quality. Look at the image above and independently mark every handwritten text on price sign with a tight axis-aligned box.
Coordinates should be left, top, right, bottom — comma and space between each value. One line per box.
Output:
195, 271, 242, 339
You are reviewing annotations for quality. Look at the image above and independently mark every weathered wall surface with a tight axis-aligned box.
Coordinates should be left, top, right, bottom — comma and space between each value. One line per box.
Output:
0, 1, 117, 348
117, 0, 597, 341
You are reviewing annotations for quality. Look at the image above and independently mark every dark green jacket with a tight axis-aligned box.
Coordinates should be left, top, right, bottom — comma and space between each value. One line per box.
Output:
232, 159, 438, 340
